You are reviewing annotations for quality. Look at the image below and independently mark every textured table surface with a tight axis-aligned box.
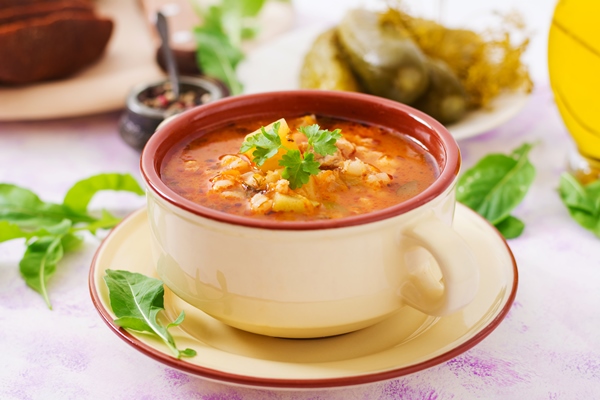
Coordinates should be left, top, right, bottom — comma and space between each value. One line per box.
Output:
2, 1, 599, 399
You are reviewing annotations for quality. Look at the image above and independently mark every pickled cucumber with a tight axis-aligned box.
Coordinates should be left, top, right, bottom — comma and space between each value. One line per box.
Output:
299, 28, 362, 92
413, 59, 467, 124
336, 9, 429, 104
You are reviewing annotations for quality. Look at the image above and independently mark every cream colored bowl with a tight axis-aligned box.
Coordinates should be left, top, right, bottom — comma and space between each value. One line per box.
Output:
140, 90, 479, 338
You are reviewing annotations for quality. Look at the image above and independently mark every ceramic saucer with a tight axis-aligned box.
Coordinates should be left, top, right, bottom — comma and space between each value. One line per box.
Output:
89, 204, 517, 389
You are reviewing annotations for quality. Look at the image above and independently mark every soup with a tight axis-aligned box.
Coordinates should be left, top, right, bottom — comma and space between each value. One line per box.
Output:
160, 115, 439, 221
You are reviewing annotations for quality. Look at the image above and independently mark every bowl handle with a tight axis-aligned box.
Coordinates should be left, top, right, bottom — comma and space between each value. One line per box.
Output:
399, 211, 480, 316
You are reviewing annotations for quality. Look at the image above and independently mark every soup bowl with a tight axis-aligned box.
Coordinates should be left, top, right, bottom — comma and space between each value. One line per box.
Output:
140, 90, 479, 338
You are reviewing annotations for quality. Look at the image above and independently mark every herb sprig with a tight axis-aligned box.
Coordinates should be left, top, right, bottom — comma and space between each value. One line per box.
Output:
558, 172, 600, 237
0, 173, 144, 308
194, 0, 266, 95
456, 143, 536, 239
240, 123, 342, 189
104, 270, 196, 359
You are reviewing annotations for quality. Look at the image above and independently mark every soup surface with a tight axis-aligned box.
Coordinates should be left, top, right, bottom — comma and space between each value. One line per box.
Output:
161, 115, 439, 221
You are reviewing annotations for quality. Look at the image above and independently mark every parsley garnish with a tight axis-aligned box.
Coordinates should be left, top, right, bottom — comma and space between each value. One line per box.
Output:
240, 122, 282, 166
280, 151, 321, 190
240, 122, 342, 189
299, 125, 342, 156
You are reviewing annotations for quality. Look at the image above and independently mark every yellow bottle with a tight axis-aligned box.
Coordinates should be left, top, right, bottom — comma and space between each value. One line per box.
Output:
548, 0, 600, 183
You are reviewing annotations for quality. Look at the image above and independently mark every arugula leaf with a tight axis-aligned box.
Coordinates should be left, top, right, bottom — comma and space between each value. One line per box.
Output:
103, 270, 196, 359
280, 151, 321, 190
558, 172, 600, 237
457, 143, 535, 238
0, 184, 93, 228
0, 221, 31, 243
240, 122, 282, 166
494, 215, 525, 239
0, 173, 144, 308
20, 235, 64, 309
63, 173, 144, 213
299, 125, 342, 156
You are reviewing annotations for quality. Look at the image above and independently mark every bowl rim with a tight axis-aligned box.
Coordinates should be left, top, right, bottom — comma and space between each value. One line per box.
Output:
140, 90, 461, 231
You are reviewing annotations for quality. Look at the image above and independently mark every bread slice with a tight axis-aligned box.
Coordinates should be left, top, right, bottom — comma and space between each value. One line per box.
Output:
0, 10, 113, 84
0, 0, 93, 25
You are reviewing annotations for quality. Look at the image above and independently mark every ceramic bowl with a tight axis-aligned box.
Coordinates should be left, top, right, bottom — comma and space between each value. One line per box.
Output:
140, 90, 479, 338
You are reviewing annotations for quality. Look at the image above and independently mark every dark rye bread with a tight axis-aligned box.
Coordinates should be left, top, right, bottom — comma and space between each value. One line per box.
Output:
0, 0, 90, 7
0, 10, 113, 84
0, 0, 93, 25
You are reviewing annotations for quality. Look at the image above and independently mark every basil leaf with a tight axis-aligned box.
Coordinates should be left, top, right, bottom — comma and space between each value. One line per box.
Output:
457, 143, 535, 228
558, 173, 600, 237
63, 173, 144, 213
494, 215, 525, 239
19, 235, 64, 309
104, 270, 196, 359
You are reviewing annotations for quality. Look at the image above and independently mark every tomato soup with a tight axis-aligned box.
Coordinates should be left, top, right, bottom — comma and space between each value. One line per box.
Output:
160, 115, 439, 221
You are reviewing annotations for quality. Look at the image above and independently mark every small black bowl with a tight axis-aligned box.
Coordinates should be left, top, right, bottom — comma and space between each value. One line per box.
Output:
118, 76, 228, 151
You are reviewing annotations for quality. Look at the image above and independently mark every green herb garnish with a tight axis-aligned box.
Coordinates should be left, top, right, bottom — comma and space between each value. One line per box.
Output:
240, 122, 282, 166
194, 0, 266, 95
240, 123, 342, 189
456, 143, 535, 239
104, 270, 196, 359
558, 172, 600, 237
0, 173, 144, 308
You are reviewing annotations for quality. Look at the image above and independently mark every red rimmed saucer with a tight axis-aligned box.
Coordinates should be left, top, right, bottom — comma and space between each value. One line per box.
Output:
89, 204, 517, 389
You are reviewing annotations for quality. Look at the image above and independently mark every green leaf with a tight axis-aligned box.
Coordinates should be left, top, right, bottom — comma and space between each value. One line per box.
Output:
494, 215, 525, 239
19, 236, 64, 309
194, 26, 244, 95
558, 173, 600, 237
456, 143, 535, 225
299, 125, 342, 156
75, 210, 122, 234
60, 232, 84, 253
0, 221, 31, 243
280, 151, 321, 190
240, 122, 282, 166
0, 184, 93, 228
63, 173, 144, 213
238, 0, 266, 17
104, 270, 196, 359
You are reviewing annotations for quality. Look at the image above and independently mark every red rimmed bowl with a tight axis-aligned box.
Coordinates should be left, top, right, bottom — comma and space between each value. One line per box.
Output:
140, 90, 479, 338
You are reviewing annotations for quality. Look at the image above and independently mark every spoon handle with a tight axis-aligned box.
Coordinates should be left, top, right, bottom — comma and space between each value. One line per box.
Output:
156, 11, 180, 99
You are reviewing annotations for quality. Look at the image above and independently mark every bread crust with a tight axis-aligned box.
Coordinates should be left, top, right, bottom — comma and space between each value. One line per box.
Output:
0, 10, 113, 84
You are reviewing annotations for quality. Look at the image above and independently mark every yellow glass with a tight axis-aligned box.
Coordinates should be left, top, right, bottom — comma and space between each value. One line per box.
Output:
548, 0, 600, 183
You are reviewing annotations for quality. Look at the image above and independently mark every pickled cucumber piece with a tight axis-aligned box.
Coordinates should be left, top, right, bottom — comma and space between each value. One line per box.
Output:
337, 9, 429, 104
381, 7, 532, 108
413, 59, 467, 124
299, 29, 362, 92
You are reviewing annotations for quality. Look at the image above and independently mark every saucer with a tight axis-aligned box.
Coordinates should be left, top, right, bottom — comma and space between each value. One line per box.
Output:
89, 205, 517, 389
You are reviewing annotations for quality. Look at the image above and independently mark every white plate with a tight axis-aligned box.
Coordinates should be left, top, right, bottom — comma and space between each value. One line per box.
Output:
89, 204, 517, 389
238, 25, 530, 141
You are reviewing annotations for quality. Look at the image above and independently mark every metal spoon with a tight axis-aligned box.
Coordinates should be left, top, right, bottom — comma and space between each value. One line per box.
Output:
156, 11, 180, 99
